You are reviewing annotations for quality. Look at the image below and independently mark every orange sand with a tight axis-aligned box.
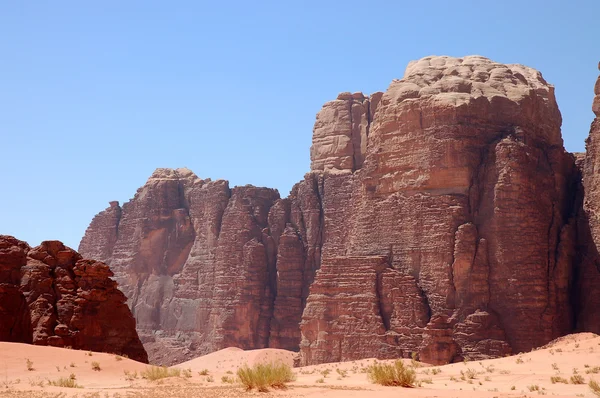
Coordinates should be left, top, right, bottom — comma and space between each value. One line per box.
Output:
1, 333, 599, 397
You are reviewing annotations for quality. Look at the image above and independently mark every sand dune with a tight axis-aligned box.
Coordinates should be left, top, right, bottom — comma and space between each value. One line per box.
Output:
1, 333, 599, 397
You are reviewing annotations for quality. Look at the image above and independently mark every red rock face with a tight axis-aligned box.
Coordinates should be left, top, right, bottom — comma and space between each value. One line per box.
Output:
298, 56, 580, 365
0, 236, 148, 363
80, 168, 307, 364
79, 56, 600, 366
577, 63, 600, 333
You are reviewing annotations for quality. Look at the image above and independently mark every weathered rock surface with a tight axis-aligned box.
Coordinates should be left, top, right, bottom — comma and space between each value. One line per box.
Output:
80, 168, 307, 364
298, 56, 579, 365
577, 62, 600, 333
80, 56, 600, 366
0, 236, 148, 363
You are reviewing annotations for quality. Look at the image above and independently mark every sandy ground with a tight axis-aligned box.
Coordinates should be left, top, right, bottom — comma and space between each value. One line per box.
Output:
1, 333, 600, 397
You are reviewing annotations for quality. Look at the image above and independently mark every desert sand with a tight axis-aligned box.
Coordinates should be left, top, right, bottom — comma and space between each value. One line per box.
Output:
1, 333, 599, 397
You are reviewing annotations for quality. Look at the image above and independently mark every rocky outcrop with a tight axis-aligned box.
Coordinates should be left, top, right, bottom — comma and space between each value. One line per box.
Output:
296, 56, 579, 365
79, 169, 306, 364
0, 236, 148, 363
310, 92, 382, 171
80, 55, 600, 366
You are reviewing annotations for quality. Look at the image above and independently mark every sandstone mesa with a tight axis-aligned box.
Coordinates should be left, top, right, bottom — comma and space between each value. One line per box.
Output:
75, 55, 600, 366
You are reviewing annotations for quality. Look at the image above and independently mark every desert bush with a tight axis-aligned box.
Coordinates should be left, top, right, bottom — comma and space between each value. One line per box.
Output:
571, 374, 586, 384
367, 360, 416, 387
123, 370, 138, 381
221, 375, 234, 383
336, 368, 348, 378
550, 376, 568, 384
587, 367, 600, 374
528, 384, 540, 391
411, 352, 421, 368
25, 359, 34, 371
47, 376, 81, 388
464, 368, 477, 379
198, 369, 209, 376
236, 362, 295, 392
431, 368, 441, 375
589, 379, 600, 396
141, 366, 181, 381
91, 361, 101, 371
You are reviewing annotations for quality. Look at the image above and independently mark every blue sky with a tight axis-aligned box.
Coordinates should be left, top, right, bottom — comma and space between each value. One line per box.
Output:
1, 1, 598, 249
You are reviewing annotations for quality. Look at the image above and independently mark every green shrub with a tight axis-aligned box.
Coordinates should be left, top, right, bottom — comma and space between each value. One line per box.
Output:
367, 360, 416, 387
221, 375, 234, 383
141, 366, 181, 381
236, 362, 295, 392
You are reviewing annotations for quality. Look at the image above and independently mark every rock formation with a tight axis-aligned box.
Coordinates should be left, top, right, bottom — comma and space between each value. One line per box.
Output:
0, 235, 148, 363
577, 62, 600, 333
80, 55, 600, 366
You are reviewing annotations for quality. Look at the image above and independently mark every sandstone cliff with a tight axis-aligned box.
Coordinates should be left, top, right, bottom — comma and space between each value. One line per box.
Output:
79, 55, 600, 366
577, 62, 600, 333
0, 236, 148, 363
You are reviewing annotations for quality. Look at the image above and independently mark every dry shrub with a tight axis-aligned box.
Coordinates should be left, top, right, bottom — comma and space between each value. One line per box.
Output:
571, 374, 586, 384
141, 366, 181, 381
550, 376, 568, 384
236, 362, 295, 392
367, 360, 416, 387
589, 379, 600, 396
47, 376, 81, 388
221, 375, 234, 383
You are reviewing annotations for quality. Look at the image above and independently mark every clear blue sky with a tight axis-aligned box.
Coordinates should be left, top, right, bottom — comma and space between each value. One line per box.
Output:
1, 1, 598, 249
